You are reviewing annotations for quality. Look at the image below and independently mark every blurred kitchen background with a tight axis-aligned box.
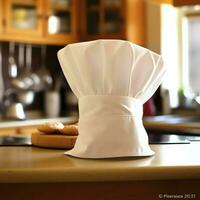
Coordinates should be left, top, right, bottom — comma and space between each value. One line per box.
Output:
0, 0, 200, 121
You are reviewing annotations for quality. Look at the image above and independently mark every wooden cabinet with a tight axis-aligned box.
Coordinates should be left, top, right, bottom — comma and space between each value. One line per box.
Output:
80, 0, 126, 40
148, 0, 200, 6
0, 0, 78, 45
43, 0, 78, 44
4, 0, 43, 37
80, 0, 145, 46
0, 0, 144, 46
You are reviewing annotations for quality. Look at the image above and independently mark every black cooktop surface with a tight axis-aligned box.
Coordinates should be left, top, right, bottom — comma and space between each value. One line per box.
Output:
0, 132, 200, 146
0, 136, 31, 146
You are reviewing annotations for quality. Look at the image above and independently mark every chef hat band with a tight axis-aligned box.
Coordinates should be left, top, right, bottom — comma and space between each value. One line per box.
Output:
65, 95, 154, 158
79, 95, 143, 118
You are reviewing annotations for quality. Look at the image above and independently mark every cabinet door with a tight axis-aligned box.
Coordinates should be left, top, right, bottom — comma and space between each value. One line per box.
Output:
44, 0, 78, 45
80, 0, 126, 40
4, 0, 43, 37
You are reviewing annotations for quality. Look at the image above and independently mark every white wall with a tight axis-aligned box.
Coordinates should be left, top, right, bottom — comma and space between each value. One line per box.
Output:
145, 2, 184, 108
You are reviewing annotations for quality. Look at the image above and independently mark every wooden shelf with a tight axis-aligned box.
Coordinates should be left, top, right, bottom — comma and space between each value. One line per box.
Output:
50, 4, 72, 12
82, 33, 126, 41
0, 32, 77, 45
12, 0, 36, 7
148, 0, 200, 6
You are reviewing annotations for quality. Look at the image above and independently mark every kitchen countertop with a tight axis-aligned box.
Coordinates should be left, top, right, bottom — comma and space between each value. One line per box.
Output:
144, 115, 200, 134
0, 142, 200, 183
0, 116, 77, 128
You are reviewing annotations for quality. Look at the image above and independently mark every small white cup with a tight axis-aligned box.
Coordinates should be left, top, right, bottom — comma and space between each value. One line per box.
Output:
44, 91, 60, 118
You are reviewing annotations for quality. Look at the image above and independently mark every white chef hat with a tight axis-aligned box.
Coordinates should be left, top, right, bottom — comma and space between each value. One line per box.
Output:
58, 39, 166, 158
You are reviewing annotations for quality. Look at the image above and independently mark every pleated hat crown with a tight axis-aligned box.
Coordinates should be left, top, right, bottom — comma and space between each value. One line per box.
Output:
58, 39, 165, 102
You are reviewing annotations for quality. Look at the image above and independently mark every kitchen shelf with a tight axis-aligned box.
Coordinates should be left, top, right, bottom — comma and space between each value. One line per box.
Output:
148, 0, 200, 6
12, 0, 36, 7
50, 4, 72, 12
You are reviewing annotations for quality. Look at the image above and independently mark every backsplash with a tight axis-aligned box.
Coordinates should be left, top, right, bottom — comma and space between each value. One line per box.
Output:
0, 42, 78, 119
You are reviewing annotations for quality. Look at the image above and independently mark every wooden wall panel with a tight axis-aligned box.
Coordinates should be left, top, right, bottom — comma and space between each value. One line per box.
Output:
126, 0, 145, 46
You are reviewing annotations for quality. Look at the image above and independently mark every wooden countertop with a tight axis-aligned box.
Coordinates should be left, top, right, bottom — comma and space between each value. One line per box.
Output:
0, 142, 200, 183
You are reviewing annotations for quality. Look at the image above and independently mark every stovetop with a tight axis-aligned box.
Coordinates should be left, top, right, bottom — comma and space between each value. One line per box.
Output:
0, 136, 31, 146
0, 132, 200, 146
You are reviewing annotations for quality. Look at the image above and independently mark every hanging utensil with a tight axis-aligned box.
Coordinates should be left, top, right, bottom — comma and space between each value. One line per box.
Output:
27, 44, 41, 91
8, 42, 18, 78
37, 46, 53, 91
17, 44, 35, 105
10, 44, 33, 90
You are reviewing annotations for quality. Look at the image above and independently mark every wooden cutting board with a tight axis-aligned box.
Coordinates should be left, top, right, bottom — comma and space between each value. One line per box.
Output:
31, 133, 77, 149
